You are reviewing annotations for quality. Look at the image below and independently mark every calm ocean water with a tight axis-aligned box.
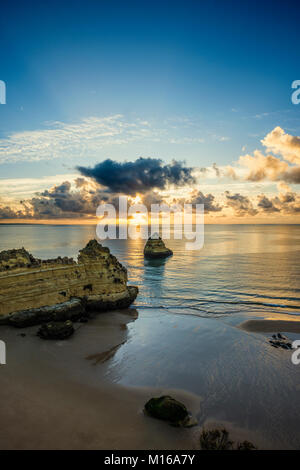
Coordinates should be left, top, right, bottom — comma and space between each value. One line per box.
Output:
0, 224, 299, 317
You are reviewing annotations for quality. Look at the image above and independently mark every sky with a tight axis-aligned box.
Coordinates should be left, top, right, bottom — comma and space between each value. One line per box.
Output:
0, 0, 300, 223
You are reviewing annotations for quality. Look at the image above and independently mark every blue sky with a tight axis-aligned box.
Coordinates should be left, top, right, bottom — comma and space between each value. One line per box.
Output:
0, 0, 300, 222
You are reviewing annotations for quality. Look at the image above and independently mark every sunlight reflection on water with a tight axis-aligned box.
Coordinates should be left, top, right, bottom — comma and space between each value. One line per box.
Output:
0, 224, 299, 316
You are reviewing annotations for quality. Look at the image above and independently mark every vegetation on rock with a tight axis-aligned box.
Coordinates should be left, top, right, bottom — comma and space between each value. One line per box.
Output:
199, 428, 256, 450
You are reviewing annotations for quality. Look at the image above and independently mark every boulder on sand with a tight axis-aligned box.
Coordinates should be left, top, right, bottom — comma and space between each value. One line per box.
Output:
144, 395, 196, 427
37, 320, 75, 340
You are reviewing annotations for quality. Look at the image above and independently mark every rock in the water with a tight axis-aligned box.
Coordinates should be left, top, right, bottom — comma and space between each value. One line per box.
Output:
144, 235, 173, 259
37, 320, 74, 340
0, 239, 138, 326
144, 395, 190, 426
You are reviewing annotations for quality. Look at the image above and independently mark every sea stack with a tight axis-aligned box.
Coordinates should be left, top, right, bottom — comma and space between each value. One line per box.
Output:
0, 240, 138, 327
144, 233, 173, 259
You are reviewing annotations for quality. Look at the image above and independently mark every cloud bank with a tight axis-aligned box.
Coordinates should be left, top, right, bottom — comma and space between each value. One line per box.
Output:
0, 126, 299, 221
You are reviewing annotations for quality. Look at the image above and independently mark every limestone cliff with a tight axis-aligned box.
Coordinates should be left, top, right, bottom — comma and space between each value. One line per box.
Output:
144, 234, 173, 259
0, 240, 138, 325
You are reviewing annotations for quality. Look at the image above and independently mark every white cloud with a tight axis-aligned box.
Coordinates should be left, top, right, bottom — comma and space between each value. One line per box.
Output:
226, 127, 300, 184
0, 114, 211, 164
0, 174, 78, 200
169, 137, 205, 144
261, 126, 300, 164
0, 115, 159, 164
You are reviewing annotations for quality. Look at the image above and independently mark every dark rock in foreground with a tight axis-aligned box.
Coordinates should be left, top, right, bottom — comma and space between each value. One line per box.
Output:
144, 395, 196, 427
37, 320, 75, 340
144, 234, 173, 259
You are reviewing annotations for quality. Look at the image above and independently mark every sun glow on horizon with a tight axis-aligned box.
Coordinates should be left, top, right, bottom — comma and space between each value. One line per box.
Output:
128, 194, 142, 205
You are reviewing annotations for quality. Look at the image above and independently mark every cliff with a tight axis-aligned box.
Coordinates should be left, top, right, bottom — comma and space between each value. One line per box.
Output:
0, 240, 138, 326
144, 234, 173, 259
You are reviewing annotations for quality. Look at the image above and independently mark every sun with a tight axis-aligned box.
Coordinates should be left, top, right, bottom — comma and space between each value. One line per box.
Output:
128, 194, 142, 205
129, 212, 147, 225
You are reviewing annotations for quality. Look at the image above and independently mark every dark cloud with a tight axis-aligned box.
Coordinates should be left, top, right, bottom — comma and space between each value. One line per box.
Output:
279, 192, 295, 204
288, 204, 300, 213
0, 180, 165, 220
41, 181, 71, 196
74, 177, 87, 188
77, 158, 196, 195
225, 191, 258, 216
142, 191, 164, 208
31, 179, 119, 218
257, 195, 280, 213
281, 167, 300, 184
0, 205, 22, 219
258, 192, 300, 214
38, 181, 96, 215
212, 163, 221, 178
0, 198, 32, 219
187, 190, 222, 213
6, 181, 112, 220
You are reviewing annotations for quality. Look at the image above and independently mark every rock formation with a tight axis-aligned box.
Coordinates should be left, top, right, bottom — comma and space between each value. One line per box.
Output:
37, 320, 75, 340
143, 233, 173, 259
0, 240, 138, 327
144, 395, 196, 427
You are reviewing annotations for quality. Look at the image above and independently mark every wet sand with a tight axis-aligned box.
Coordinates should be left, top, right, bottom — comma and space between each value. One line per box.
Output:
1, 308, 300, 449
0, 369, 201, 450
239, 318, 300, 334
0, 310, 201, 450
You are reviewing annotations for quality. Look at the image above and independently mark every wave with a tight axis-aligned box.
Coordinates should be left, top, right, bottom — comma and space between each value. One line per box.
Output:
134, 297, 300, 312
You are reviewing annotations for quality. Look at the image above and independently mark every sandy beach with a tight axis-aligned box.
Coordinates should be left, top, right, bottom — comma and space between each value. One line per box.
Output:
1, 305, 300, 449
239, 318, 300, 334
0, 310, 202, 450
